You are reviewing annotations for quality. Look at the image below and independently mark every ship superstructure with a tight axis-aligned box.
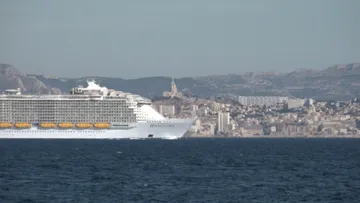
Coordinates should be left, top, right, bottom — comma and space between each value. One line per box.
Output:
0, 80, 194, 139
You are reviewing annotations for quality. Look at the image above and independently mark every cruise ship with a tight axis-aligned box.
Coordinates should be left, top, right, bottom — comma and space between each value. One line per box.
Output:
0, 80, 194, 139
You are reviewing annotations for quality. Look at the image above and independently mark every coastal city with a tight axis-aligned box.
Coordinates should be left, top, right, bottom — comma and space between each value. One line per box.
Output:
154, 78, 360, 137
1, 1, 359, 203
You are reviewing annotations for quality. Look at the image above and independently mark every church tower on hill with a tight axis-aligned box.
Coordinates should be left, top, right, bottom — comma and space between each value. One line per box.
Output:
163, 77, 183, 98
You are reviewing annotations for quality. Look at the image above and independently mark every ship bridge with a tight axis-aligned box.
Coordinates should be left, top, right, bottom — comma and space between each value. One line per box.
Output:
72, 80, 150, 102
3, 88, 21, 95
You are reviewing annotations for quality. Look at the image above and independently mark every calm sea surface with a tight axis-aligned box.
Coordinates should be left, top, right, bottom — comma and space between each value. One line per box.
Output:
0, 138, 359, 203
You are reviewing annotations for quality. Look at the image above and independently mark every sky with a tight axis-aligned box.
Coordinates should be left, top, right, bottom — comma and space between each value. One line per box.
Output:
0, 0, 359, 79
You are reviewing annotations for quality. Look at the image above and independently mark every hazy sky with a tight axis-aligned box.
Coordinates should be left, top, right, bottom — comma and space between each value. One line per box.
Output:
0, 0, 359, 78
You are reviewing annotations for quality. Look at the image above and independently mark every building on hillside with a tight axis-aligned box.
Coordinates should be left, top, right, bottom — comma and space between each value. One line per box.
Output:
159, 105, 176, 117
163, 77, 183, 98
238, 96, 288, 106
287, 99, 305, 109
218, 111, 230, 133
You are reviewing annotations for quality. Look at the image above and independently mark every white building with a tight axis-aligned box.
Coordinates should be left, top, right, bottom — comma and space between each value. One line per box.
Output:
287, 99, 305, 109
159, 105, 176, 117
238, 96, 288, 106
218, 111, 230, 133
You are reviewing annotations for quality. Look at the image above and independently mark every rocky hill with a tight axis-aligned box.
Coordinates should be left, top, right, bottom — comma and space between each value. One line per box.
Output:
1, 63, 359, 101
0, 64, 61, 94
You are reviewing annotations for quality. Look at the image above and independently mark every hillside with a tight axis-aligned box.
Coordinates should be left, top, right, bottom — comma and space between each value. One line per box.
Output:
1, 63, 359, 100
0, 64, 61, 94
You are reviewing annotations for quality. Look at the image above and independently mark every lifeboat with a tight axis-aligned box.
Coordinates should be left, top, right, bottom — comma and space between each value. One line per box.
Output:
58, 122, 74, 129
40, 122, 57, 128
76, 123, 93, 128
0, 122, 13, 128
15, 122, 31, 128
94, 122, 110, 129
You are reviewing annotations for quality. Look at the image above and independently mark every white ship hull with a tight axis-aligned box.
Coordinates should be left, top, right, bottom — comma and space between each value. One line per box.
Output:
0, 119, 194, 140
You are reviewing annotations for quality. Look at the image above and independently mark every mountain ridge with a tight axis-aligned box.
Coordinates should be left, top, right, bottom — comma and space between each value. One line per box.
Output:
1, 63, 359, 100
